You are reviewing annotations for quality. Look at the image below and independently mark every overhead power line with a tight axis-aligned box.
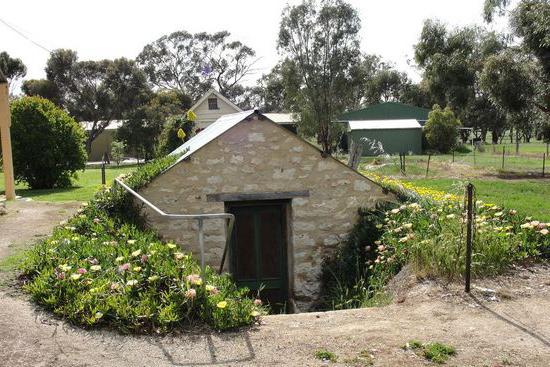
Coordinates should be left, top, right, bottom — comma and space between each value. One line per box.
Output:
0, 17, 52, 53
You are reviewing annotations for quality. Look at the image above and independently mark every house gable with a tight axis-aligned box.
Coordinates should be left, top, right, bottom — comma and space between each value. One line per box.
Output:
189, 89, 242, 129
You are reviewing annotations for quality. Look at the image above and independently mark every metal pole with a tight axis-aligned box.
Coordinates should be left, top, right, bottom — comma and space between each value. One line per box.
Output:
425, 154, 432, 178
465, 183, 474, 293
198, 218, 205, 273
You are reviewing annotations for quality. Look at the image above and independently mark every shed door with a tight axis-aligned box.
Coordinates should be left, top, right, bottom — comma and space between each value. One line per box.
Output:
227, 201, 288, 310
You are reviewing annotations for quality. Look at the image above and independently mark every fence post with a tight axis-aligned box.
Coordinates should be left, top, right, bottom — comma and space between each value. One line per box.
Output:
501, 146, 505, 170
452, 150, 455, 163
465, 183, 474, 293
473, 147, 476, 166
425, 154, 432, 178
543, 154, 546, 178
101, 163, 106, 185
403, 153, 406, 174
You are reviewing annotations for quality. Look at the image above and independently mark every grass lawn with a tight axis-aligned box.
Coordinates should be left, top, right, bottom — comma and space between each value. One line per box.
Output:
0, 165, 135, 202
408, 178, 550, 222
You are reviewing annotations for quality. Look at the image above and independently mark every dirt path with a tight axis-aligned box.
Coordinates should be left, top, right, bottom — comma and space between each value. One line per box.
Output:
1, 201, 550, 366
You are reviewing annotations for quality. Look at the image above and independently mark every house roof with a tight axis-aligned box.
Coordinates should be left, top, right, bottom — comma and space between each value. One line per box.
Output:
170, 110, 255, 165
188, 88, 242, 113
263, 113, 297, 125
81, 120, 125, 131
348, 119, 422, 131
340, 102, 430, 122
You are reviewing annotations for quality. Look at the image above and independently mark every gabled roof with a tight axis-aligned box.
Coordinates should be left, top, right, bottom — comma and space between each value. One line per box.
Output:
169, 110, 255, 166
340, 102, 430, 122
263, 113, 297, 125
348, 119, 422, 130
188, 88, 242, 113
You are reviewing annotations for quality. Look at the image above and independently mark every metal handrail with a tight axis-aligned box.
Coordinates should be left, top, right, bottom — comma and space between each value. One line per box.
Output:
114, 178, 234, 274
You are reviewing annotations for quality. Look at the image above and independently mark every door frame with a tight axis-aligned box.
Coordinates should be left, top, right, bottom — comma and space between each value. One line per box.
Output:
225, 199, 291, 306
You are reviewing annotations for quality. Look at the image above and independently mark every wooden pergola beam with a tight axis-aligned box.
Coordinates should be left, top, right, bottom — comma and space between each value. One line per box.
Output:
0, 79, 16, 200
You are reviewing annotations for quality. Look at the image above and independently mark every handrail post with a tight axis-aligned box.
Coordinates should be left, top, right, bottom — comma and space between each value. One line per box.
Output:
198, 218, 205, 273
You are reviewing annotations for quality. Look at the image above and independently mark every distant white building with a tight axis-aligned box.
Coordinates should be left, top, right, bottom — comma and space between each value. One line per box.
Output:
189, 89, 242, 129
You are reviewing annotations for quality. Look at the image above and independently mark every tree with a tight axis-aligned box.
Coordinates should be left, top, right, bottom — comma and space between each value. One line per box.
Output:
0, 51, 26, 91
278, 0, 362, 153
110, 140, 126, 166
364, 67, 410, 105
137, 31, 257, 101
21, 79, 62, 105
484, 0, 550, 114
10, 96, 87, 189
155, 114, 195, 157
116, 90, 192, 159
424, 105, 462, 153
27, 50, 152, 153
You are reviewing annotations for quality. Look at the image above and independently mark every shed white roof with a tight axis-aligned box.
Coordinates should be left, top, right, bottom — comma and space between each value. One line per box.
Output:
348, 119, 422, 130
81, 120, 125, 131
170, 110, 256, 164
263, 113, 297, 125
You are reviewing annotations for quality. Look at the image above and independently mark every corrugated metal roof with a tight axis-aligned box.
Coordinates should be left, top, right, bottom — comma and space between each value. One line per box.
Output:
340, 102, 430, 121
263, 113, 297, 124
348, 119, 422, 130
81, 120, 125, 131
169, 110, 256, 164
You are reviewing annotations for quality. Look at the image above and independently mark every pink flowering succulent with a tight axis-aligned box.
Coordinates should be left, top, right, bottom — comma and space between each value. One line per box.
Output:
253, 299, 262, 306
140, 254, 149, 264
119, 263, 130, 272
185, 289, 197, 299
77, 268, 87, 275
56, 272, 66, 280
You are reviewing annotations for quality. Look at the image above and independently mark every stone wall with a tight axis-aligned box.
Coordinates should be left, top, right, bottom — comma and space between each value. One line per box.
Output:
139, 115, 392, 310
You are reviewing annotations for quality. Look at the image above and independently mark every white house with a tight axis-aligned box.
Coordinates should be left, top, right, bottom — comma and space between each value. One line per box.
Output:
189, 89, 242, 129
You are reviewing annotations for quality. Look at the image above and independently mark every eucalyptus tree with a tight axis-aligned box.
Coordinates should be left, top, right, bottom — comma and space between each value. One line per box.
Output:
0, 51, 26, 91
278, 0, 362, 153
137, 31, 257, 101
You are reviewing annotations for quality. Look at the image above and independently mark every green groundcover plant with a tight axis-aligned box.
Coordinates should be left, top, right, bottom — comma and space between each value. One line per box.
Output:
321, 180, 550, 310
20, 156, 265, 333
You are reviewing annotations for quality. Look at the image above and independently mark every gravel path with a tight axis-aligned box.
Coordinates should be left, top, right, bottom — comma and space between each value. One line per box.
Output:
1, 201, 549, 366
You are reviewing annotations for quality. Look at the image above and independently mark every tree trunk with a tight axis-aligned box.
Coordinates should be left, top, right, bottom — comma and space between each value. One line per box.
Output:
347, 139, 363, 170
515, 129, 520, 155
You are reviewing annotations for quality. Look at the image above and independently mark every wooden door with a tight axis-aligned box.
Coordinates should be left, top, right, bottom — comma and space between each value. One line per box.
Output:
227, 201, 288, 310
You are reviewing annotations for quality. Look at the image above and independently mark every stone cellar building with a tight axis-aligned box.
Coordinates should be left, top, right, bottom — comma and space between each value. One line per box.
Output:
138, 110, 393, 311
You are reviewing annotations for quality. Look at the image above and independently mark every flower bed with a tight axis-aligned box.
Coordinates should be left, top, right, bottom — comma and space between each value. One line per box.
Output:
321, 171, 549, 310
20, 157, 264, 333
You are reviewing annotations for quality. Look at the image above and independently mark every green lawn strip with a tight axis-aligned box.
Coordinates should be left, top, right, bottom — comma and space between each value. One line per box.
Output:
0, 165, 135, 202
407, 178, 550, 222
314, 349, 338, 362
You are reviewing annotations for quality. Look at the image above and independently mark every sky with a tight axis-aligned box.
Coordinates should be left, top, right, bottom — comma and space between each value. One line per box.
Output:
2, 0, 510, 90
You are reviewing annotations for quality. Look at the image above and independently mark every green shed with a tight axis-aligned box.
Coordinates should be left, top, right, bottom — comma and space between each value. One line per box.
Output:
340, 102, 430, 125
340, 102, 429, 156
347, 119, 423, 155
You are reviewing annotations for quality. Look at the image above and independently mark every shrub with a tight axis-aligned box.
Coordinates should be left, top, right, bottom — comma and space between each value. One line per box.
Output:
110, 140, 126, 166
21, 156, 264, 332
424, 105, 461, 154
10, 96, 87, 189
404, 340, 456, 364
314, 349, 337, 362
156, 114, 195, 157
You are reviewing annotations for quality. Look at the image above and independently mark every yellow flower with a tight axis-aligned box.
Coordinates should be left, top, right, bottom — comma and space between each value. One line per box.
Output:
131, 249, 141, 257
177, 128, 186, 140
148, 275, 160, 282
70, 273, 81, 280
115, 256, 124, 263
250, 310, 261, 317
167, 243, 177, 249
174, 252, 185, 260
186, 110, 197, 121
126, 279, 138, 286
127, 240, 136, 245
90, 265, 101, 272
216, 301, 227, 309
133, 266, 142, 272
